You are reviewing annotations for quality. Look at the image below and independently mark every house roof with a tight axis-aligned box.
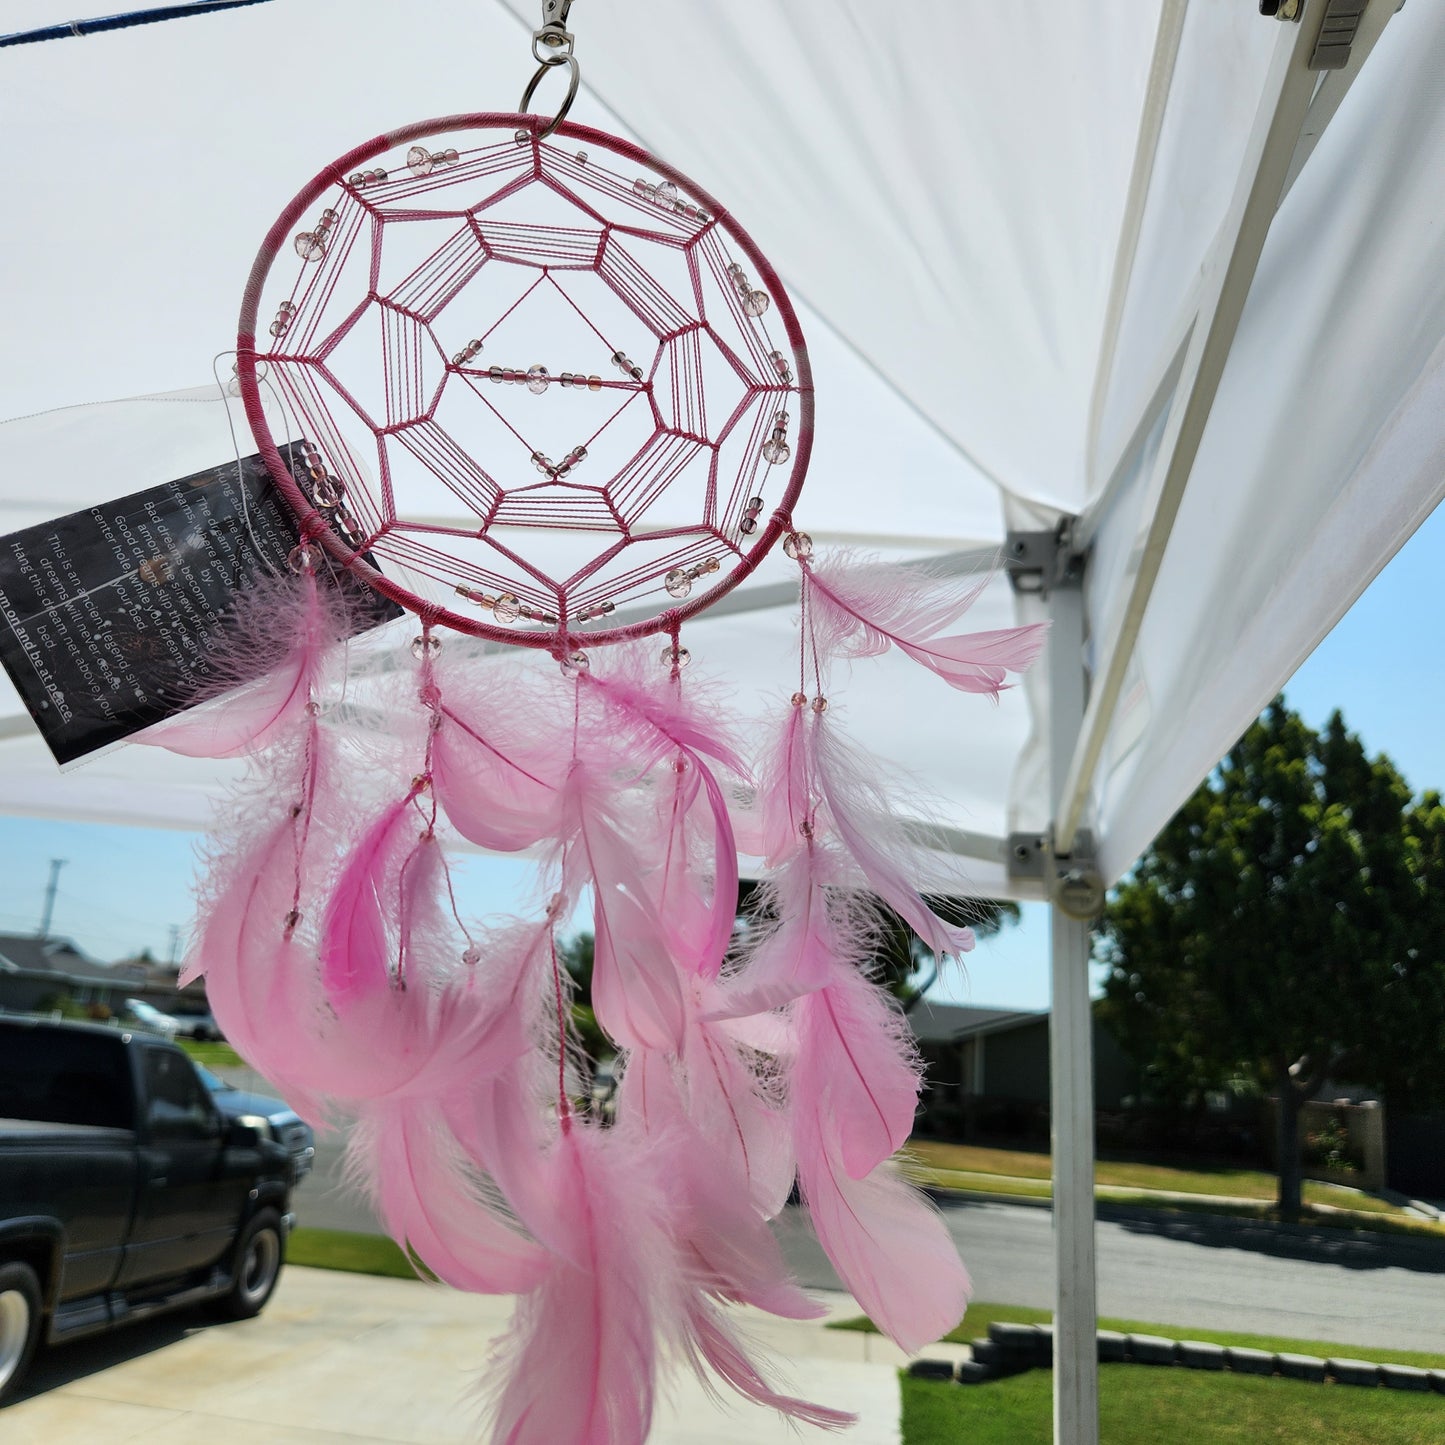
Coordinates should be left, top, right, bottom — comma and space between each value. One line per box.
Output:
908, 1000, 1044, 1046
0, 933, 120, 985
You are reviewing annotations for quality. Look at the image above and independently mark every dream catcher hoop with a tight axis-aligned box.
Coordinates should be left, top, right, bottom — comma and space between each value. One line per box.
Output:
158, 11, 1049, 1442
236, 110, 812, 651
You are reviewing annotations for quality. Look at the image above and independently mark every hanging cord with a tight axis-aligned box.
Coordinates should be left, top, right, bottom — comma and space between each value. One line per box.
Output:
1, 0, 273, 48
518, 0, 580, 138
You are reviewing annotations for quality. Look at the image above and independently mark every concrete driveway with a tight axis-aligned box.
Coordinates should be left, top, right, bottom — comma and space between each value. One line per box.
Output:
2, 1266, 909, 1444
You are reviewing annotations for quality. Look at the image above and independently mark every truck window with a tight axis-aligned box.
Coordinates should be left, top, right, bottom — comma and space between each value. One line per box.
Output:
141, 1047, 220, 1141
0, 1024, 134, 1130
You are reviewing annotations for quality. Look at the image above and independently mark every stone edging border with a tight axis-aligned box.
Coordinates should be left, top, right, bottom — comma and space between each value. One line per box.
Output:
908, 1322, 1445, 1395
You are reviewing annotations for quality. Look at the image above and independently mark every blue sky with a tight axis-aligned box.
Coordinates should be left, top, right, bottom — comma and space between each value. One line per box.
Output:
4, 503, 1442, 1006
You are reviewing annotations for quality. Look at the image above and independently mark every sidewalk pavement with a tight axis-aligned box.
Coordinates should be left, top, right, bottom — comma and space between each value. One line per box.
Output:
3, 1267, 910, 1444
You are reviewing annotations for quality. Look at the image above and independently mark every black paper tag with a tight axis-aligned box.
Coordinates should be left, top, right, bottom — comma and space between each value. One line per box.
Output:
0, 443, 402, 765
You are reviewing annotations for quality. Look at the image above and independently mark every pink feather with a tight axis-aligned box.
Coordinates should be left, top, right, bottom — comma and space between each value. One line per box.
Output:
430, 701, 566, 851
757, 701, 813, 867
796, 1136, 971, 1353
182, 726, 331, 1118
793, 971, 921, 1180
806, 551, 1047, 697
619, 1044, 806, 1311
705, 851, 838, 1020
135, 567, 341, 757
812, 713, 977, 959
562, 762, 687, 1054
319, 781, 429, 1008
348, 1101, 546, 1296
582, 668, 744, 980
485, 1123, 669, 1445
682, 1018, 797, 1218
683, 1298, 855, 1431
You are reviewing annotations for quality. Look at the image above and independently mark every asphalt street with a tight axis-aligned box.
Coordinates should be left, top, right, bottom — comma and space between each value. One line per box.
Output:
290, 1124, 1445, 1357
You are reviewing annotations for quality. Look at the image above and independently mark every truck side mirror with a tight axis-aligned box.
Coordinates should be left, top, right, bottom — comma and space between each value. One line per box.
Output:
226, 1119, 263, 1148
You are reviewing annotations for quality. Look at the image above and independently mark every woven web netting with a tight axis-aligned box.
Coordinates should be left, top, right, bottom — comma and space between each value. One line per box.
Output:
238, 116, 811, 646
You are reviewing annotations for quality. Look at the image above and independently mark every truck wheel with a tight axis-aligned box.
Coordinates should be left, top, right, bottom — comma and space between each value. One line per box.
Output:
216, 1209, 284, 1320
0, 1261, 43, 1403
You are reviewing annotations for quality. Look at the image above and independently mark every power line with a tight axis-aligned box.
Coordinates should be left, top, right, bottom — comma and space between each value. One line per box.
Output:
0, 1, 274, 49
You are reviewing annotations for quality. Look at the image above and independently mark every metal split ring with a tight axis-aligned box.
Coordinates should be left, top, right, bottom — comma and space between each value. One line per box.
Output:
519, 53, 580, 139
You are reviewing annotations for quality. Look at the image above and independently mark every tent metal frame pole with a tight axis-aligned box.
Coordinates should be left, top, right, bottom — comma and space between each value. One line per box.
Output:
1056, 0, 1400, 855
1045, 546, 1098, 1445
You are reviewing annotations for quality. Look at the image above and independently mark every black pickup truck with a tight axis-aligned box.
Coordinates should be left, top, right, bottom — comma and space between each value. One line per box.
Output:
0, 1017, 295, 1402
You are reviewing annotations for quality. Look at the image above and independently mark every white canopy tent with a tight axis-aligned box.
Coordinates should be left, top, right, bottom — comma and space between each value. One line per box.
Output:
3, 3, 1443, 1440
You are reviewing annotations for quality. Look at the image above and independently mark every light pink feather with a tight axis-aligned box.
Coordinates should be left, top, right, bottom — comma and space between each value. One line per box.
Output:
684, 1298, 855, 1431
796, 1135, 970, 1353
135, 567, 341, 757
812, 713, 977, 959
619, 1045, 806, 1311
582, 668, 743, 980
705, 851, 837, 1020
756, 702, 813, 867
485, 1124, 668, 1445
348, 1101, 546, 1295
793, 972, 921, 1179
806, 551, 1047, 696
319, 782, 428, 1008
562, 762, 687, 1054
431, 701, 565, 851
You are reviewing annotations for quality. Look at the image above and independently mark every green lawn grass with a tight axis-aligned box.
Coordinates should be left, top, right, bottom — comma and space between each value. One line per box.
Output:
287, 1227, 425, 1281
834, 1300, 1445, 1372
176, 1038, 246, 1070
906, 1140, 1399, 1210
902, 1141, 1441, 1239
901, 1367, 1445, 1445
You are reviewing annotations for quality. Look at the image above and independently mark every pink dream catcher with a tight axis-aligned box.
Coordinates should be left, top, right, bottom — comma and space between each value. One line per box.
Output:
146, 18, 1046, 1441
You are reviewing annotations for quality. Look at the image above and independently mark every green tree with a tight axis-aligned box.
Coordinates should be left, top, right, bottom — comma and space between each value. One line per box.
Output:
1098, 699, 1445, 1220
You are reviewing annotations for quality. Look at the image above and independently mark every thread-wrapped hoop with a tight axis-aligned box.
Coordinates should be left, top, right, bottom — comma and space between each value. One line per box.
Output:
237, 112, 813, 649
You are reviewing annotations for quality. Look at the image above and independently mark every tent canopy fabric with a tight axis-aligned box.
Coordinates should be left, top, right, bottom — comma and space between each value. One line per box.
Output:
2, 0, 1442, 904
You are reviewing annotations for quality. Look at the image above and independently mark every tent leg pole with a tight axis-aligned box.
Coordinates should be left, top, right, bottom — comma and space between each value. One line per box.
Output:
1050, 906, 1099, 1444
1047, 567, 1099, 1445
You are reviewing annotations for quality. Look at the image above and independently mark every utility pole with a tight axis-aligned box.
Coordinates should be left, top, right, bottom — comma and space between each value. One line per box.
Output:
167, 924, 181, 970
37, 858, 65, 940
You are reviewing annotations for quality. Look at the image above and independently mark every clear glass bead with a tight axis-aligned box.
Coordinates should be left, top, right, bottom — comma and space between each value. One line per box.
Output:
440, 148, 459, 164
526, 364, 550, 394
514, 129, 529, 146
587, 375, 602, 392
746, 496, 764, 512
576, 150, 588, 164
407, 145, 434, 177
811, 695, 829, 713
653, 180, 677, 206
632, 178, 652, 197
492, 593, 521, 624
462, 944, 481, 966
313, 477, 343, 508
348, 171, 366, 186
561, 650, 590, 676
739, 517, 758, 535
488, 365, 504, 383
742, 289, 771, 317
761, 438, 791, 465
294, 231, 325, 262
287, 543, 315, 573
699, 557, 720, 575
791, 691, 808, 708
783, 531, 813, 560
660, 644, 691, 669
411, 633, 442, 659
664, 567, 692, 598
